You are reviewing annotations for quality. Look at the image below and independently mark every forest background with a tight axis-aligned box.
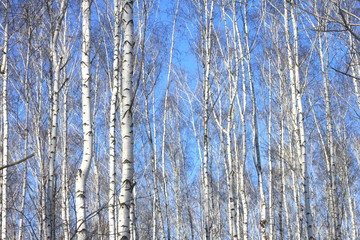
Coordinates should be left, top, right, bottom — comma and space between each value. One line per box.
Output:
0, 0, 359, 239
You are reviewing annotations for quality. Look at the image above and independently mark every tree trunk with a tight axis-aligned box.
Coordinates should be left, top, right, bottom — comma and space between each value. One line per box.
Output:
108, 1, 121, 239
1, 7, 8, 239
243, 2, 267, 238
289, 2, 314, 238
267, 68, 274, 240
47, 1, 68, 238
75, 0, 93, 239
201, 1, 214, 238
118, 1, 135, 239
61, 85, 70, 240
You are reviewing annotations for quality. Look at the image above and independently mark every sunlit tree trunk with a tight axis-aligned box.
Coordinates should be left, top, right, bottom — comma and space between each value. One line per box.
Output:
108, 1, 121, 239
202, 1, 214, 238
267, 65, 274, 240
198, 0, 214, 238
284, 1, 314, 238
60, 13, 70, 240
345, 167, 358, 239
284, 2, 300, 238
32, 47, 47, 240
118, 1, 135, 238
61, 85, 70, 240
243, 2, 267, 238
47, 1, 68, 238
317, 24, 340, 238
215, 2, 240, 237
279, 78, 290, 240
160, 89, 170, 240
1, 4, 9, 238
234, 5, 249, 238
289, 2, 314, 238
75, 0, 93, 238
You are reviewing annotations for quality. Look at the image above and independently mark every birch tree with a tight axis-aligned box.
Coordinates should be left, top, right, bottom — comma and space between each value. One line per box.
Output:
195, 0, 215, 238
75, 0, 93, 238
118, 0, 135, 238
46, 1, 68, 239
108, 0, 122, 239
284, 0, 314, 238
1, 1, 9, 238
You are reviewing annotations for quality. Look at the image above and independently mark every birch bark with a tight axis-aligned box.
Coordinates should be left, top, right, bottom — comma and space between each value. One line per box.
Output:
118, 1, 135, 239
243, 3, 267, 238
201, 1, 214, 238
317, 27, 340, 239
289, 2, 314, 238
108, 1, 121, 239
267, 66, 274, 240
47, 1, 68, 238
60, 14, 70, 240
61, 85, 70, 240
1, 4, 8, 238
75, 0, 93, 239
284, 1, 314, 238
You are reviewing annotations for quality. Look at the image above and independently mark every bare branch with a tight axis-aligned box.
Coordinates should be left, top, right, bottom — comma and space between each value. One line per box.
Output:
0, 153, 35, 170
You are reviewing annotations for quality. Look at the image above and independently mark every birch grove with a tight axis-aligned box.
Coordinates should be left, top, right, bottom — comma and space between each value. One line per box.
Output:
0, 0, 358, 239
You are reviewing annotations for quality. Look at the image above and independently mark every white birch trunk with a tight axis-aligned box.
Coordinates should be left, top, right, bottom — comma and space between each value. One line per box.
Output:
345, 169, 358, 239
160, 84, 171, 240
61, 85, 70, 240
160, 100, 169, 240
267, 69, 274, 240
1, 10, 8, 240
75, 0, 93, 239
201, 1, 214, 238
236, 32, 248, 240
317, 28, 340, 239
243, 3, 267, 238
47, 2, 68, 238
60, 13, 70, 240
215, 3, 240, 237
289, 3, 314, 238
118, 1, 135, 238
284, 1, 314, 238
109, 1, 121, 239
278, 71, 290, 239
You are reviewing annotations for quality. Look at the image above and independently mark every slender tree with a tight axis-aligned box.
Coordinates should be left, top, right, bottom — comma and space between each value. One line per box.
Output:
75, 0, 93, 238
108, 0, 122, 239
46, 1, 68, 239
118, 0, 135, 238
1, 1, 9, 238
